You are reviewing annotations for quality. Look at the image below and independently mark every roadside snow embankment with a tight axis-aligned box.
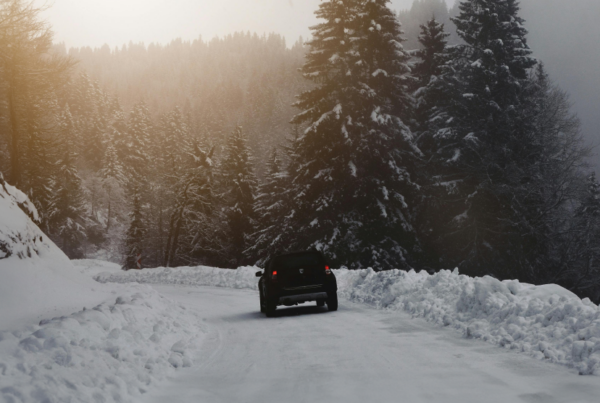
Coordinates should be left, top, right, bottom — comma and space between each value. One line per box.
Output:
97, 264, 600, 375
95, 265, 259, 291
0, 286, 203, 403
336, 268, 600, 375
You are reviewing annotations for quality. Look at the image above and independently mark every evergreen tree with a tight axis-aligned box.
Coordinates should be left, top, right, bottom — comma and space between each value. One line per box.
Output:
48, 106, 88, 258
398, 0, 456, 50
421, 0, 538, 276
411, 17, 451, 144
565, 173, 600, 302
412, 17, 450, 90
22, 98, 59, 232
284, 0, 420, 269
247, 148, 286, 264
122, 101, 152, 186
0, 0, 73, 187
164, 142, 218, 267
99, 132, 126, 232
151, 106, 191, 267
220, 126, 257, 267
123, 191, 145, 269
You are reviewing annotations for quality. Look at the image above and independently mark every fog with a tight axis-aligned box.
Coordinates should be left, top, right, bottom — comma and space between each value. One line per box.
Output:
520, 0, 600, 168
43, 0, 598, 167
44, 1, 445, 49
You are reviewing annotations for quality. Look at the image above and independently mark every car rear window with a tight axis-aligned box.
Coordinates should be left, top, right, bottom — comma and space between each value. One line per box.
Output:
273, 253, 324, 271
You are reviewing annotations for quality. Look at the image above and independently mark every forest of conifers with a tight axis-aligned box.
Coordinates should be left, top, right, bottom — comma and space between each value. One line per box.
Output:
1, 0, 599, 303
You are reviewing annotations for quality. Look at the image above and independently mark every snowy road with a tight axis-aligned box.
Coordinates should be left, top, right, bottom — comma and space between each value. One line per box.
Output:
137, 285, 600, 403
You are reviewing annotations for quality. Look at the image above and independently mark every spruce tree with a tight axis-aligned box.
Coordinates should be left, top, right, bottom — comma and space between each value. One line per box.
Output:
154, 106, 193, 267
123, 191, 145, 270
164, 142, 217, 267
122, 101, 152, 186
247, 148, 286, 264
220, 126, 257, 267
99, 132, 126, 232
566, 173, 600, 302
285, 0, 420, 269
48, 106, 88, 258
421, 0, 538, 276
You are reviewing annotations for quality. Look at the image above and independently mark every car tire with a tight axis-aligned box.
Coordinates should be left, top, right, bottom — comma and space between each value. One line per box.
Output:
265, 298, 277, 317
317, 300, 325, 307
327, 292, 338, 311
259, 290, 266, 313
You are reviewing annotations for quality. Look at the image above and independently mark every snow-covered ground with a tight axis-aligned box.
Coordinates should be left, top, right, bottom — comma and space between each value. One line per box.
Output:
97, 264, 600, 376
4, 259, 600, 403
3, 180, 600, 402
139, 285, 600, 403
0, 184, 204, 403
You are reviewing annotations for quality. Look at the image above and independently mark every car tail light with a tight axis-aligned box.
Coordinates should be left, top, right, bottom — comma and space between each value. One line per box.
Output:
325, 266, 331, 275
272, 271, 278, 280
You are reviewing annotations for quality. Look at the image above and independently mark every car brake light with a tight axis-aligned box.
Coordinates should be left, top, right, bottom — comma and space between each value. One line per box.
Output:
325, 266, 331, 274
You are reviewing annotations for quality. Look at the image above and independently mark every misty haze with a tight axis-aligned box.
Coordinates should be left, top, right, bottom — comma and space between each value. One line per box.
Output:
1, 1, 600, 402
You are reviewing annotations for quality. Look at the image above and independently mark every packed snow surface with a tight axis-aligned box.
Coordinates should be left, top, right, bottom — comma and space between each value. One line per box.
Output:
97, 265, 600, 375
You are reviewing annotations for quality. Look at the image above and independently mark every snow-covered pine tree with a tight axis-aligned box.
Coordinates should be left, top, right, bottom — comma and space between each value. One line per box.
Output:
506, 63, 590, 284
122, 101, 152, 187
246, 148, 286, 264
220, 126, 257, 267
419, 0, 538, 276
0, 0, 73, 187
99, 131, 126, 232
286, 0, 421, 269
22, 98, 59, 233
409, 16, 455, 271
164, 141, 217, 267
413, 17, 450, 87
159, 106, 190, 177
119, 101, 153, 267
48, 106, 88, 258
411, 16, 453, 152
149, 106, 191, 266
398, 0, 456, 50
123, 190, 145, 269
565, 173, 600, 302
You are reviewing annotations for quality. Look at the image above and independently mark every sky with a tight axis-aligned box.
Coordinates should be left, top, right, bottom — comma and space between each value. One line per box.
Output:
43, 0, 455, 49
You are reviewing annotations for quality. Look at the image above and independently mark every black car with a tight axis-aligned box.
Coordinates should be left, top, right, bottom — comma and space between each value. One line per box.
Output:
256, 251, 338, 317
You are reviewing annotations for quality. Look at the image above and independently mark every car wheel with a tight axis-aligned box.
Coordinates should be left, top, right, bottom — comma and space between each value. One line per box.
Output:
259, 290, 266, 313
327, 292, 338, 311
265, 298, 277, 317
317, 300, 325, 307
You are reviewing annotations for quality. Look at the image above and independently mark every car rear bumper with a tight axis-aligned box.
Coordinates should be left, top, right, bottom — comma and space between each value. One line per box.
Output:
278, 292, 328, 306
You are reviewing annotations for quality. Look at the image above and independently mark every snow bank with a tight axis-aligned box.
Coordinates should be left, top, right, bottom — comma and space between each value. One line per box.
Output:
0, 178, 113, 331
0, 285, 204, 403
95, 265, 259, 291
335, 268, 600, 375
97, 264, 600, 375
1, 181, 205, 402
0, 176, 42, 260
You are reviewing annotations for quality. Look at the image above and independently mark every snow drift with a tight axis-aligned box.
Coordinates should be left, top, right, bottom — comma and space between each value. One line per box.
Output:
0, 179, 205, 402
0, 286, 203, 403
0, 176, 111, 331
97, 265, 600, 375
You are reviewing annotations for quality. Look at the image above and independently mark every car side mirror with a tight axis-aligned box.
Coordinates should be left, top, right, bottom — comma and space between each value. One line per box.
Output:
255, 271, 263, 277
